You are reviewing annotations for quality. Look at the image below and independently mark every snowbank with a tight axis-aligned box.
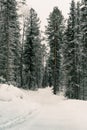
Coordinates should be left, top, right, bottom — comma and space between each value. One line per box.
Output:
0, 84, 24, 102
0, 84, 40, 130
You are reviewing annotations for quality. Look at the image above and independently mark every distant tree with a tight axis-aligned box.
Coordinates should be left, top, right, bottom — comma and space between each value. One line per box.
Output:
42, 63, 49, 88
35, 42, 45, 88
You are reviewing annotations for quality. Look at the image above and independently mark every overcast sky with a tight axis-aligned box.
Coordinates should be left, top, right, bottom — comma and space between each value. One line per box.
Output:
25, 0, 81, 30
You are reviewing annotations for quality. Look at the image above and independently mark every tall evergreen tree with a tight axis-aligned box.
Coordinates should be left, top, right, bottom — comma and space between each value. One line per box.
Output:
19, 0, 27, 87
46, 7, 64, 94
0, 0, 7, 82
64, 0, 78, 98
0, 0, 20, 85
80, 0, 87, 100
74, 1, 81, 99
24, 8, 43, 89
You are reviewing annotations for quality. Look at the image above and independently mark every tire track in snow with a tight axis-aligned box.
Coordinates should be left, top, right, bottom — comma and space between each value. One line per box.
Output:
0, 108, 40, 130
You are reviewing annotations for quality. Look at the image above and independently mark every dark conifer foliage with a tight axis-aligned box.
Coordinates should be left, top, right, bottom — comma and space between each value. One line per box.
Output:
0, 0, 20, 85
63, 0, 87, 100
24, 8, 44, 89
79, 0, 87, 100
64, 0, 77, 99
42, 63, 49, 88
46, 7, 64, 94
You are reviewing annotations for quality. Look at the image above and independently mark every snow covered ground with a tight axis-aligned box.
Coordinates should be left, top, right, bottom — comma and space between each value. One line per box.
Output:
0, 84, 87, 130
0, 84, 40, 130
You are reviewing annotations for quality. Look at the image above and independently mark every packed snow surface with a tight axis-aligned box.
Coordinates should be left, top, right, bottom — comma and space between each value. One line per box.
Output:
0, 84, 87, 130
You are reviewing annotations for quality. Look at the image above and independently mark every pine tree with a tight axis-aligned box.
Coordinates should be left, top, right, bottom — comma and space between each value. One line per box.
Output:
46, 7, 64, 94
24, 8, 43, 89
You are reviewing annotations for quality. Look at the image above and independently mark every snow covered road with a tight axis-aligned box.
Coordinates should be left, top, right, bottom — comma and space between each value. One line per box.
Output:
15, 92, 87, 130
0, 85, 87, 130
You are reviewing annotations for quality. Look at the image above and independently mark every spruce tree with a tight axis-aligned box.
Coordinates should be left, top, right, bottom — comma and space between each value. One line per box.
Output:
24, 8, 43, 89
0, 0, 7, 82
80, 0, 87, 100
74, 2, 82, 99
64, 0, 78, 99
0, 0, 20, 85
19, 0, 27, 87
46, 7, 64, 94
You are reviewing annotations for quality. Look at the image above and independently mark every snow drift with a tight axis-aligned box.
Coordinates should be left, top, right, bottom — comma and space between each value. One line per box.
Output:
0, 84, 24, 102
0, 84, 40, 130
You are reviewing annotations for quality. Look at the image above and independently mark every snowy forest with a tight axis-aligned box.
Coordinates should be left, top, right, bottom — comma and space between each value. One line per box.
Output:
1, 0, 87, 130
0, 0, 87, 101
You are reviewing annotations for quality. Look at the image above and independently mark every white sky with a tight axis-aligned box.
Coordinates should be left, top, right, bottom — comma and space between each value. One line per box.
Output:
25, 0, 81, 30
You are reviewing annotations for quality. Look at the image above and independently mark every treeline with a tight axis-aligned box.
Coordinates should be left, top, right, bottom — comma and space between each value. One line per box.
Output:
0, 0, 87, 100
